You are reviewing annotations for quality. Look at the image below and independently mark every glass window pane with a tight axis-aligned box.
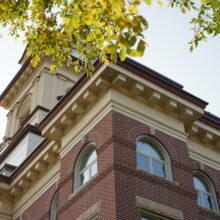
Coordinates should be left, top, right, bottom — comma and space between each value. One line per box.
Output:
86, 150, 97, 165
197, 191, 202, 206
137, 154, 150, 171
136, 141, 163, 160
80, 168, 90, 185
203, 194, 213, 209
193, 177, 209, 192
91, 161, 97, 177
152, 160, 166, 178
80, 148, 97, 171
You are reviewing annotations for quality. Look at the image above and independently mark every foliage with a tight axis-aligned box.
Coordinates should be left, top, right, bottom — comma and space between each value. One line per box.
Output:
0, 0, 219, 73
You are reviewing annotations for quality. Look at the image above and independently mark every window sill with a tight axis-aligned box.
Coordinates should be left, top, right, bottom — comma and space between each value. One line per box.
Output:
68, 174, 97, 201
198, 206, 220, 216
135, 168, 179, 187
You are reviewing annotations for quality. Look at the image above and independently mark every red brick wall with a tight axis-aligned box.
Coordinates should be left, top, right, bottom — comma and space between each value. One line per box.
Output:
20, 111, 220, 220
19, 183, 56, 220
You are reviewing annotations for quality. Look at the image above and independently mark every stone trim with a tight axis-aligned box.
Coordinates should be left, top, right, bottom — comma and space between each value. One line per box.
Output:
76, 201, 101, 220
136, 196, 184, 220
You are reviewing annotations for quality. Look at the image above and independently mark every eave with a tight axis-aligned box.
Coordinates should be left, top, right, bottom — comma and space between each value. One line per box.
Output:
199, 111, 220, 130
188, 111, 220, 151
118, 58, 208, 109
38, 60, 208, 143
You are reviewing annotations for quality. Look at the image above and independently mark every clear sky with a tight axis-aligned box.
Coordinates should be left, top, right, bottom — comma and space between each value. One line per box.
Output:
0, 2, 220, 141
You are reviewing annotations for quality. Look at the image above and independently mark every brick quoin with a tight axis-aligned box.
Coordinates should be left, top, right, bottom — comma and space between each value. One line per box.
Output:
20, 111, 220, 220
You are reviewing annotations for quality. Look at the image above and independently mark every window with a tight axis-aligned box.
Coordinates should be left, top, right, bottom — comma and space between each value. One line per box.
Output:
136, 136, 171, 179
193, 172, 218, 211
50, 192, 59, 220
17, 94, 31, 125
74, 143, 97, 190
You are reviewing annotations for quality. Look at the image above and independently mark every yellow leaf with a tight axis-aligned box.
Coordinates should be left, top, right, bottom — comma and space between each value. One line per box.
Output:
143, 0, 152, 5
50, 65, 57, 73
157, 0, 163, 7
201, 0, 212, 4
62, 17, 71, 25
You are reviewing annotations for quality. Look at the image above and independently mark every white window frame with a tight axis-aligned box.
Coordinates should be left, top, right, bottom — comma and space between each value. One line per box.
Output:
50, 192, 59, 220
136, 135, 172, 180
193, 171, 219, 212
74, 142, 97, 191
79, 157, 97, 185
136, 150, 166, 177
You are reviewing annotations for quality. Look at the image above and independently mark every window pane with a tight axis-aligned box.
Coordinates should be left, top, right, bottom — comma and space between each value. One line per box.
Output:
203, 194, 213, 209
152, 160, 166, 178
80, 168, 90, 185
86, 150, 97, 165
91, 161, 97, 177
137, 154, 150, 171
136, 141, 163, 160
193, 177, 209, 192
197, 191, 202, 206
80, 148, 97, 171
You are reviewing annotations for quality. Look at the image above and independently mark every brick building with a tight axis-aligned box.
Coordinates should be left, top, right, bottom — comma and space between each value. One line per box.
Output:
0, 51, 220, 220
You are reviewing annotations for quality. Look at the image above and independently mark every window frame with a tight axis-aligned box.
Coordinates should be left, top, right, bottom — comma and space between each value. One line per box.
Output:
136, 135, 172, 180
193, 171, 219, 212
74, 142, 98, 191
50, 191, 59, 220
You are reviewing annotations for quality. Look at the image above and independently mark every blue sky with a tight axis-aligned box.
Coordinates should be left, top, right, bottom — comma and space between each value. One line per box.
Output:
0, 2, 220, 140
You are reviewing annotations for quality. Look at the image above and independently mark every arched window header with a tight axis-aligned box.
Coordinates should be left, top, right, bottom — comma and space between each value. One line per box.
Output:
17, 94, 32, 120
193, 171, 219, 211
136, 135, 172, 180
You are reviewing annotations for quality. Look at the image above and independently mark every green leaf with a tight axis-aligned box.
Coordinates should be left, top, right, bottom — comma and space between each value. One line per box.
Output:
181, 7, 187, 14
127, 49, 142, 57
137, 39, 147, 55
201, 0, 212, 4
119, 48, 127, 61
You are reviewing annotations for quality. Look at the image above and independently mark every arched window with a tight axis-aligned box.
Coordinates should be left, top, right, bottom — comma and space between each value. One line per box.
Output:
193, 172, 218, 211
50, 192, 59, 220
17, 94, 31, 122
74, 143, 97, 190
136, 136, 172, 179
